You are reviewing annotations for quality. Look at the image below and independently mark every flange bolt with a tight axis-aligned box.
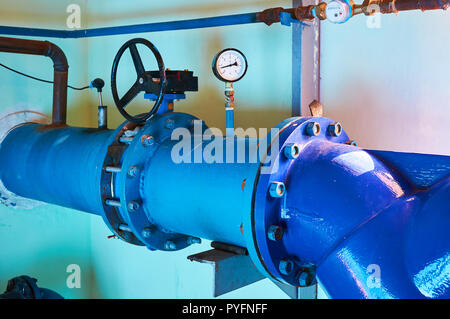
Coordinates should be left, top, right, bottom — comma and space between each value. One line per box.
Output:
328, 122, 342, 137
305, 122, 321, 136
269, 182, 285, 198
141, 227, 153, 238
346, 140, 358, 147
298, 270, 316, 287
187, 237, 202, 245
165, 119, 175, 129
165, 240, 177, 250
268, 225, 284, 241
141, 135, 155, 147
283, 143, 300, 159
279, 259, 295, 276
128, 165, 139, 178
127, 200, 140, 212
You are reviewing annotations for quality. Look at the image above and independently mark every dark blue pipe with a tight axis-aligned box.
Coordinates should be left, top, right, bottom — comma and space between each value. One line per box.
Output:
0, 13, 259, 39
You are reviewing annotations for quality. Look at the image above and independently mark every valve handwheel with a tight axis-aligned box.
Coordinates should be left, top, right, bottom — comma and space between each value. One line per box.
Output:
111, 38, 167, 123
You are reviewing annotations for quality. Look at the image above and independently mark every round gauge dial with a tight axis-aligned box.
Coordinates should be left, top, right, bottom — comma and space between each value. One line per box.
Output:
212, 48, 248, 82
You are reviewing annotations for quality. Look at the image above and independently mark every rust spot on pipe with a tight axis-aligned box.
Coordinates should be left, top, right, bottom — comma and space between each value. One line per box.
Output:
242, 178, 247, 191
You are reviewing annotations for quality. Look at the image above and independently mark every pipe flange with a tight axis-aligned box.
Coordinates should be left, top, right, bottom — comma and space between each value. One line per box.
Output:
250, 117, 351, 286
102, 112, 206, 251
100, 120, 145, 245
0, 110, 50, 209
124, 113, 206, 251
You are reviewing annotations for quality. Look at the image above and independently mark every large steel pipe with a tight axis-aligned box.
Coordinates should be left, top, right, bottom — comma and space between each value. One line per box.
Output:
0, 113, 449, 298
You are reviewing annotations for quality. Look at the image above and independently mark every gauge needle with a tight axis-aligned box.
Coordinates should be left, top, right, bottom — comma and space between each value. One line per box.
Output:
221, 61, 238, 69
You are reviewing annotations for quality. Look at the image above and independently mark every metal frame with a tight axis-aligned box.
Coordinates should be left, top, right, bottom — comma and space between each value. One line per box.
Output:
292, 0, 320, 117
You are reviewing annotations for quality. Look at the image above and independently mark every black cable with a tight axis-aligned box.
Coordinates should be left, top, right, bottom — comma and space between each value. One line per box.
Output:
0, 62, 90, 91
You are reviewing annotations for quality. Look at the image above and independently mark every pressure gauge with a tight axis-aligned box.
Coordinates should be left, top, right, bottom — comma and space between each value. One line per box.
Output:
325, 0, 352, 24
212, 48, 248, 83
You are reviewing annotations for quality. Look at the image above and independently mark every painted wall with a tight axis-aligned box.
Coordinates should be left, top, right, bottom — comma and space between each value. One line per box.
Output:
321, 10, 450, 155
0, 0, 93, 298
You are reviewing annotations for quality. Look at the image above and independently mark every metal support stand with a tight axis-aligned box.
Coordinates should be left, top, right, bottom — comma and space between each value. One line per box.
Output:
187, 242, 264, 297
275, 281, 318, 299
187, 241, 318, 298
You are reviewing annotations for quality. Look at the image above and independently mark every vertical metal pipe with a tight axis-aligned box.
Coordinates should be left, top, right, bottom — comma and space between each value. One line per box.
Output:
0, 36, 68, 125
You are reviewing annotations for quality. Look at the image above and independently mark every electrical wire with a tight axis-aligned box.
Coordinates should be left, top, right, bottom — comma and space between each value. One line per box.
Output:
0, 62, 90, 91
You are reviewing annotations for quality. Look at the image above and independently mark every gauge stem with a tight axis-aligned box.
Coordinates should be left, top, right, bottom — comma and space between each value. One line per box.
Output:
225, 82, 235, 137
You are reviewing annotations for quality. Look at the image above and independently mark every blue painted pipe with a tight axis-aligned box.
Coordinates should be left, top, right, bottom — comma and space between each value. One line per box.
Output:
0, 124, 115, 214
0, 13, 259, 39
0, 114, 449, 298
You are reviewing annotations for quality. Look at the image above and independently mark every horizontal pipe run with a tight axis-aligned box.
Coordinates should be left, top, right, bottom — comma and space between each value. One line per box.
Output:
1, 0, 448, 40
0, 36, 68, 125
355, 0, 450, 15
0, 13, 259, 39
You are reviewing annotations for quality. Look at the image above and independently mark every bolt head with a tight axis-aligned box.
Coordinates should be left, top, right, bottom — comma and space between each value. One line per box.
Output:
128, 165, 139, 177
268, 225, 284, 241
141, 135, 155, 147
298, 271, 315, 287
187, 237, 201, 245
305, 122, 321, 136
165, 119, 175, 129
328, 122, 342, 137
346, 140, 358, 147
127, 201, 140, 212
165, 240, 177, 250
141, 228, 153, 238
139, 77, 144, 84
283, 143, 300, 159
269, 182, 285, 198
279, 259, 294, 276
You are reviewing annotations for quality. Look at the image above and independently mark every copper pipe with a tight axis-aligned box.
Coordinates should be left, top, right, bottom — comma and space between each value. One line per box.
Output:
0, 36, 68, 125
355, 0, 450, 15
378, 0, 449, 13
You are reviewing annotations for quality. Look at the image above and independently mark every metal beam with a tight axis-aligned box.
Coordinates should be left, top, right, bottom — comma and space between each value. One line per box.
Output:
292, 0, 320, 116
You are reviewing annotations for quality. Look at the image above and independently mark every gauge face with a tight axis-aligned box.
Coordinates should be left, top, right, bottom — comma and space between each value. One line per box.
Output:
212, 48, 248, 82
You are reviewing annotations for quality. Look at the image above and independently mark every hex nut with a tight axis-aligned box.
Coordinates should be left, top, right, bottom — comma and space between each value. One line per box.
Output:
128, 165, 139, 178
305, 122, 321, 136
165, 119, 175, 129
279, 259, 295, 276
298, 271, 315, 287
328, 122, 342, 137
284, 143, 300, 159
165, 240, 177, 250
269, 182, 285, 198
142, 228, 153, 238
346, 140, 358, 147
127, 201, 140, 212
268, 225, 284, 241
141, 135, 155, 147
187, 237, 201, 245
